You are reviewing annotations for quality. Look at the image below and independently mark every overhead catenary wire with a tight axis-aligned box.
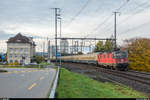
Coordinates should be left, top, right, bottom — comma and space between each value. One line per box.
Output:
115, 0, 130, 11
115, 0, 150, 27
114, 0, 150, 36
95, 0, 130, 33
101, 0, 150, 36
65, 0, 91, 28
84, 0, 130, 38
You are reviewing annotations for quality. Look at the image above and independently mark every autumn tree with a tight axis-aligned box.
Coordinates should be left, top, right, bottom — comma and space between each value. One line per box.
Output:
94, 40, 114, 52
104, 40, 114, 52
32, 55, 44, 64
94, 41, 104, 52
77, 51, 83, 55
122, 38, 150, 72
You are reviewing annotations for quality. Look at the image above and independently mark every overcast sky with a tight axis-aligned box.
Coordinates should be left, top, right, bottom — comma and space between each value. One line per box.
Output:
0, 0, 150, 52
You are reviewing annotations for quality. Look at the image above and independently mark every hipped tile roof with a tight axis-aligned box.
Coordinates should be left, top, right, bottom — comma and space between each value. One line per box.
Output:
7, 33, 36, 46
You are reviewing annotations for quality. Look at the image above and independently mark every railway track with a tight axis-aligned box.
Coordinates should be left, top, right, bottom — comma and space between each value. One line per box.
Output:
128, 70, 150, 75
98, 68, 150, 86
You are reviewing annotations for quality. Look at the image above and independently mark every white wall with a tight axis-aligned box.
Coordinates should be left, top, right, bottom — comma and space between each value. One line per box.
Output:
7, 43, 35, 64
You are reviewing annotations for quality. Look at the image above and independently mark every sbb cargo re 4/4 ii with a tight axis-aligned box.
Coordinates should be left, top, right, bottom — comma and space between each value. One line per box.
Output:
58, 50, 129, 71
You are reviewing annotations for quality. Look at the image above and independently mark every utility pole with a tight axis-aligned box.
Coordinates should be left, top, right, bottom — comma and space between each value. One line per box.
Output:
58, 17, 62, 66
83, 41, 85, 52
81, 40, 83, 53
95, 38, 96, 50
72, 39, 73, 54
48, 40, 51, 63
52, 8, 60, 64
77, 41, 78, 53
113, 12, 120, 50
43, 41, 45, 57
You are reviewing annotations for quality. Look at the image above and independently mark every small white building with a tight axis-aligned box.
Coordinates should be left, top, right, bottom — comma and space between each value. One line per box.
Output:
7, 33, 36, 64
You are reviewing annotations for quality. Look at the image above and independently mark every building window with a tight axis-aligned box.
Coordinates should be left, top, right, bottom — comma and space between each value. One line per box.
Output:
15, 48, 18, 52
25, 54, 28, 58
20, 48, 23, 52
15, 54, 17, 58
24, 48, 28, 52
20, 54, 23, 57
14, 60, 18, 64
9, 54, 12, 58
20, 60, 23, 64
9, 48, 13, 52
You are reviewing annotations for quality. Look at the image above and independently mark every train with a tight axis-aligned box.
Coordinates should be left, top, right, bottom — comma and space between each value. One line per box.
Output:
56, 50, 129, 71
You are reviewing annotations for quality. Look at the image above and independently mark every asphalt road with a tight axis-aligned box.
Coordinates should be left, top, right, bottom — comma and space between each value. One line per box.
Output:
0, 68, 56, 98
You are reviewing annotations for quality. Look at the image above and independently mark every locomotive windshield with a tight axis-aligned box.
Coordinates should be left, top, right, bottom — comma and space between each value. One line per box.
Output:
121, 51, 128, 58
114, 51, 128, 58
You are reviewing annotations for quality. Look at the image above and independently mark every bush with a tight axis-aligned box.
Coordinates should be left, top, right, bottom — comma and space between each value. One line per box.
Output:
14, 61, 19, 66
9, 62, 13, 66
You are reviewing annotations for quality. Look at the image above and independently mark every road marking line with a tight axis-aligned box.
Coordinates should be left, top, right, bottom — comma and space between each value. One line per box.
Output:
14, 71, 18, 74
33, 70, 38, 72
21, 71, 25, 73
28, 83, 36, 90
40, 77, 44, 80
7, 72, 11, 74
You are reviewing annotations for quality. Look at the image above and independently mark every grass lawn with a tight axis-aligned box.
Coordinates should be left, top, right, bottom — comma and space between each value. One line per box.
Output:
57, 68, 149, 98
40, 62, 51, 65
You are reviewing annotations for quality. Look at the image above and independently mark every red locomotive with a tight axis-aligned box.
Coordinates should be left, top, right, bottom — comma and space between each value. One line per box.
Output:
98, 50, 129, 70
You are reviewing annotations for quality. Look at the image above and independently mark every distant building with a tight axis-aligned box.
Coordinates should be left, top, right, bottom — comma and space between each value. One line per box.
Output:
60, 39, 69, 54
36, 52, 48, 58
47, 45, 60, 59
7, 33, 36, 64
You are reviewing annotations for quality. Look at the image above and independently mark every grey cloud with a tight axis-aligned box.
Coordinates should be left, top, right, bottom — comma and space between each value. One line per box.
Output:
0, 31, 14, 40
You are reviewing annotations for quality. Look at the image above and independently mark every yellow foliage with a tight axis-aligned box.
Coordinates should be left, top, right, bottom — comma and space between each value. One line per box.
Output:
9, 62, 13, 66
14, 61, 19, 66
123, 38, 150, 72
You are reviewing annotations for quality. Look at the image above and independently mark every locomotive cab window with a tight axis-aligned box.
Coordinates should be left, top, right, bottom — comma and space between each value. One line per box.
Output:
114, 51, 128, 59
114, 51, 121, 58
121, 51, 128, 58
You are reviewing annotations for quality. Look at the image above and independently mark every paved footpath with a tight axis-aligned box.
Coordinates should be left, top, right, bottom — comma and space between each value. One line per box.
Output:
0, 68, 56, 98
